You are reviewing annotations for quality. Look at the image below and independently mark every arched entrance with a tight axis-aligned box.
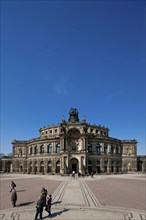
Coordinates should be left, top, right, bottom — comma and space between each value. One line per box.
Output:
6, 161, 12, 173
69, 158, 79, 173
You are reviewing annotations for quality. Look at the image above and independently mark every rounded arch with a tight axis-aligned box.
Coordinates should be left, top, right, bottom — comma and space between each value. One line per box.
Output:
34, 161, 37, 173
56, 160, 60, 173
69, 158, 79, 173
40, 161, 44, 173
6, 161, 12, 173
47, 161, 52, 173
68, 128, 80, 137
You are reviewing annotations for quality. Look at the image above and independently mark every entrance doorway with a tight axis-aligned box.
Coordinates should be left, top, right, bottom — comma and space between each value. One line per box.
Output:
70, 158, 79, 173
72, 163, 77, 173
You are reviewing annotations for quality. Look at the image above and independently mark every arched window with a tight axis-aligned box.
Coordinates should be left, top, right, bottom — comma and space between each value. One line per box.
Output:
88, 144, 92, 152
47, 144, 52, 154
30, 147, 32, 155
104, 144, 107, 154
111, 145, 114, 154
88, 160, 92, 173
34, 146, 37, 154
40, 144, 45, 154
34, 161, 37, 173
56, 160, 60, 173
56, 144, 60, 154
40, 161, 44, 173
116, 145, 119, 154
47, 161, 52, 173
96, 160, 100, 173
96, 144, 100, 154
30, 162, 32, 173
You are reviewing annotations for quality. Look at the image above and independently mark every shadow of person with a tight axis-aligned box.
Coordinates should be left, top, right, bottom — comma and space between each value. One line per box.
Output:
51, 201, 62, 205
18, 201, 35, 206
43, 208, 70, 219
17, 190, 26, 192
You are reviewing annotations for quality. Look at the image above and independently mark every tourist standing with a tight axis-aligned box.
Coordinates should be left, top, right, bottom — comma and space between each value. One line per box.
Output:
46, 194, 52, 217
34, 196, 44, 220
11, 188, 17, 207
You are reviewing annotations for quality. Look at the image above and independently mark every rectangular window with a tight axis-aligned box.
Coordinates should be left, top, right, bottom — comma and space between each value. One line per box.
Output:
72, 146, 76, 151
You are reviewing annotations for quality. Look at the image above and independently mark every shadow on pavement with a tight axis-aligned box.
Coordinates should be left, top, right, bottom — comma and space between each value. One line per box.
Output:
43, 208, 70, 219
18, 201, 35, 206
52, 201, 62, 205
17, 190, 26, 192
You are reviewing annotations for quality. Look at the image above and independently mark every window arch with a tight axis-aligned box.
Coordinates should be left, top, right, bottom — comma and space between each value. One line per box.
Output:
56, 160, 60, 173
40, 161, 44, 173
47, 161, 52, 173
96, 160, 100, 173
34, 161, 37, 173
56, 144, 60, 154
34, 146, 37, 154
47, 144, 52, 154
111, 145, 114, 154
88, 144, 92, 152
96, 144, 100, 154
40, 144, 45, 154
30, 147, 32, 155
104, 143, 107, 154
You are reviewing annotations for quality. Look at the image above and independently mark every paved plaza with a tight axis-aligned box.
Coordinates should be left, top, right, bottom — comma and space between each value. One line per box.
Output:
0, 173, 146, 220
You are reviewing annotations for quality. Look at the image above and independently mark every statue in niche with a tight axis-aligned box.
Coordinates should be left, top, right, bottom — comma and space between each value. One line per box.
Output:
68, 108, 79, 122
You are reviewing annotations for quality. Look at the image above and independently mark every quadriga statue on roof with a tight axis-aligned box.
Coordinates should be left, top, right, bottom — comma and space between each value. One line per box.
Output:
68, 108, 79, 122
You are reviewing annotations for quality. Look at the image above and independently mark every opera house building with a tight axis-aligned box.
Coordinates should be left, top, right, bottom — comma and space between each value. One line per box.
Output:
1, 108, 146, 174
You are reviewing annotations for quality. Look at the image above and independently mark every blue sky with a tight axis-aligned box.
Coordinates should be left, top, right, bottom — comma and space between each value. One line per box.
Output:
1, 0, 145, 155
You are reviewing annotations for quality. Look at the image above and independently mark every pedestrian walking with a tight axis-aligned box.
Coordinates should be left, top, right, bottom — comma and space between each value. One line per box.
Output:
34, 195, 44, 220
46, 194, 52, 217
11, 188, 17, 207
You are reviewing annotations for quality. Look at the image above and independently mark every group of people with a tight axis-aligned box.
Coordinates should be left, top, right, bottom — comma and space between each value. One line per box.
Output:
9, 181, 52, 219
35, 187, 52, 220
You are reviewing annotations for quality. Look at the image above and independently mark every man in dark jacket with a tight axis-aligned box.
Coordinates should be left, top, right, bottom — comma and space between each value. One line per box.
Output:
34, 196, 45, 220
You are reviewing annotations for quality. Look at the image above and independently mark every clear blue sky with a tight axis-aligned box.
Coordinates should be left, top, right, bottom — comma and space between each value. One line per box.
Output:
1, 0, 145, 155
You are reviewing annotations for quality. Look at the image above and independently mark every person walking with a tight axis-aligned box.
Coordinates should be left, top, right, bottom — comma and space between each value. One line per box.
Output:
11, 188, 17, 207
46, 194, 52, 217
34, 195, 44, 220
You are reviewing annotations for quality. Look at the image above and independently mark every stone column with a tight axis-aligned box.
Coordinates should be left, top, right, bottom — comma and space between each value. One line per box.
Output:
78, 156, 82, 173
52, 158, 56, 173
107, 144, 111, 154
32, 160, 35, 174
100, 158, 104, 173
107, 159, 111, 173
100, 143, 104, 154
60, 138, 64, 153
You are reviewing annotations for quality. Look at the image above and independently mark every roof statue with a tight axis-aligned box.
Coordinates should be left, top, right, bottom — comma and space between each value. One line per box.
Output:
68, 107, 79, 122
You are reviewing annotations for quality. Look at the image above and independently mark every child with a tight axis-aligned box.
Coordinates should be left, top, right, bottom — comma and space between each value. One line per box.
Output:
46, 194, 52, 217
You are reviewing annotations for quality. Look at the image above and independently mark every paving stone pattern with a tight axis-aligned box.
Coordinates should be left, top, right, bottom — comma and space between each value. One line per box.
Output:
0, 174, 146, 220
